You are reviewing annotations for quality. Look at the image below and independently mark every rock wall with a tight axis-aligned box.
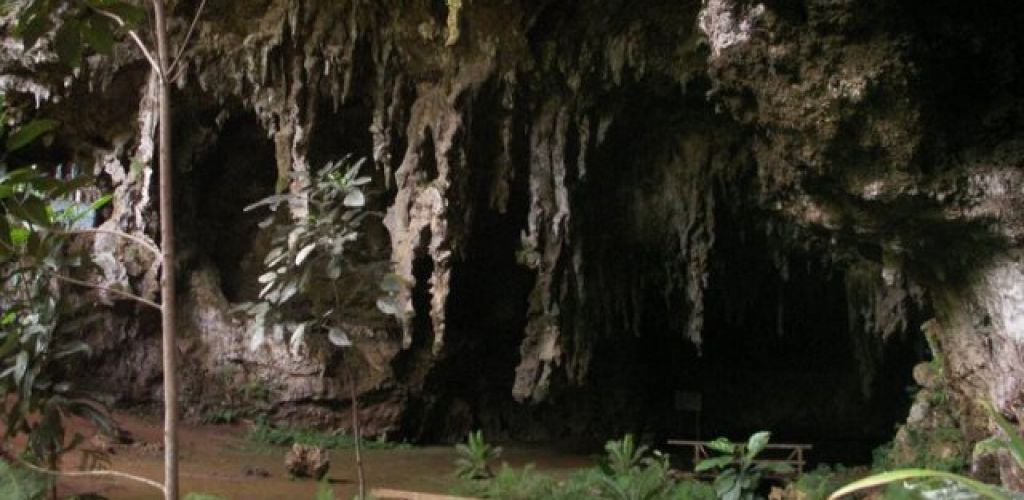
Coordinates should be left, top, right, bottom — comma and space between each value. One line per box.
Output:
4, 0, 1024, 478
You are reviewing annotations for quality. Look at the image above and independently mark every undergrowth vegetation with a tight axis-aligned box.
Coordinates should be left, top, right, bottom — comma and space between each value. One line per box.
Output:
832, 401, 1024, 499
245, 419, 409, 451
449, 425, 1021, 500
0, 95, 119, 493
452, 432, 716, 500
0, 460, 48, 500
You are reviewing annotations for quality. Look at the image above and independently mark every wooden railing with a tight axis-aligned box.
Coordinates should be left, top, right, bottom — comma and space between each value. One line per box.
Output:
667, 439, 812, 477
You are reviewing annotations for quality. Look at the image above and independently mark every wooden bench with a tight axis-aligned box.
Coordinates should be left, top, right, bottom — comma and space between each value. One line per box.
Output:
667, 439, 812, 477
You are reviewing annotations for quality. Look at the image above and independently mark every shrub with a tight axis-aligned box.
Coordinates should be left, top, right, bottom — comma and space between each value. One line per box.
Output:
792, 465, 845, 500
454, 430, 503, 481
696, 431, 791, 500
453, 434, 713, 500
245, 420, 408, 451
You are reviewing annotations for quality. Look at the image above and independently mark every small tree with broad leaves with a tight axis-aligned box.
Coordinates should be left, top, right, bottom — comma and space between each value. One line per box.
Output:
241, 155, 373, 499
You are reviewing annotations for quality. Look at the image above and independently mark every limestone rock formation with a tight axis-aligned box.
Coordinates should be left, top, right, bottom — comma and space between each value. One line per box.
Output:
3, 0, 1024, 483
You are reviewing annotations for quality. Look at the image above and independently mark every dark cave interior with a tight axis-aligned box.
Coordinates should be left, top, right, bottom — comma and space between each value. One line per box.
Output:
599, 187, 931, 465
186, 110, 277, 302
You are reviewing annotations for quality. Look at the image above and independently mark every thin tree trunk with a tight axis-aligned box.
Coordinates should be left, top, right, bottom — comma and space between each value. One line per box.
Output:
49, 452, 57, 500
151, 1, 179, 498
347, 366, 366, 500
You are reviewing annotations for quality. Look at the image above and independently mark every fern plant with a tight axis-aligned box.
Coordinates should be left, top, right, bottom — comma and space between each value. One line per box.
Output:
601, 434, 649, 476
597, 445, 678, 500
454, 430, 502, 480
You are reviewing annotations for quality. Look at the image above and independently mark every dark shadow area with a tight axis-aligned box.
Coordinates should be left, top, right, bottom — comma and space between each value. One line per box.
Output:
632, 209, 928, 466
564, 77, 927, 466
396, 82, 536, 442
190, 111, 277, 302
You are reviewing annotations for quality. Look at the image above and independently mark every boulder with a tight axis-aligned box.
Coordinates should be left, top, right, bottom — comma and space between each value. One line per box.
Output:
284, 443, 330, 480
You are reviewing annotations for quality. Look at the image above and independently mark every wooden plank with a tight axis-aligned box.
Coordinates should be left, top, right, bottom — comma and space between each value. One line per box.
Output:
371, 488, 479, 500
667, 440, 812, 450
666, 439, 811, 476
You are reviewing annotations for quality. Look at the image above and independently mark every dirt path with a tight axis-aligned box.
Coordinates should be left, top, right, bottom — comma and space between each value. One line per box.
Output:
54, 414, 590, 499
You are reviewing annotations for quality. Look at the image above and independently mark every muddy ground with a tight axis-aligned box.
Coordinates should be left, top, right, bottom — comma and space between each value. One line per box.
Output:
52, 413, 591, 499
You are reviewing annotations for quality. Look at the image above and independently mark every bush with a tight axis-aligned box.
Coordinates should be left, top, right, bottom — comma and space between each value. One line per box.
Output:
453, 434, 715, 500
245, 420, 408, 451
792, 465, 844, 500
454, 430, 502, 480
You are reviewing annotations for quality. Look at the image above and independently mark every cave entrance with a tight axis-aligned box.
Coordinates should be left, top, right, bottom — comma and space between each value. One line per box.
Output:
567, 85, 928, 466
189, 111, 277, 302
637, 215, 928, 466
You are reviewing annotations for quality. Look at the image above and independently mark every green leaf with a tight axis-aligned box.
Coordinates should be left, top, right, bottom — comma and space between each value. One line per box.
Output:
376, 296, 399, 315
327, 328, 351, 347
54, 18, 84, 68
66, 194, 113, 224
48, 174, 95, 197
10, 227, 30, 245
6, 119, 59, 151
54, 341, 90, 359
695, 455, 734, 472
279, 280, 299, 303
16, 3, 52, 51
343, 189, 365, 208
295, 242, 317, 266
746, 431, 771, 457
757, 462, 793, 474
14, 351, 28, 383
12, 197, 51, 226
0, 333, 19, 359
0, 216, 12, 249
326, 260, 341, 280
82, 16, 115, 54
828, 469, 1011, 500
980, 401, 1024, 468
974, 436, 1008, 460
249, 328, 265, 352
706, 438, 736, 454
96, 1, 146, 26
243, 194, 289, 212
379, 274, 407, 293
289, 322, 307, 353
0, 459, 49, 500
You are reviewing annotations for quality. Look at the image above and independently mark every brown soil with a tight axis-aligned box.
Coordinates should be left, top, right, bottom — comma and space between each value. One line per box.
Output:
52, 413, 590, 499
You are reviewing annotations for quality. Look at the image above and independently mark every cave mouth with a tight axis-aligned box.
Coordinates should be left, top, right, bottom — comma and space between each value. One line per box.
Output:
633, 219, 929, 466
551, 81, 928, 466
190, 111, 277, 302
